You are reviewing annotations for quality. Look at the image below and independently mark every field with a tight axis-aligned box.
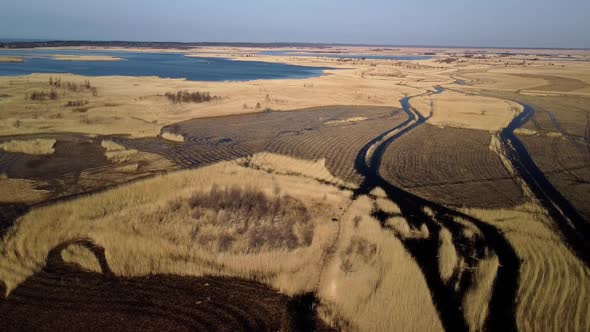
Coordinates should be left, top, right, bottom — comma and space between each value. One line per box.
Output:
0, 158, 444, 331
380, 124, 526, 208
465, 204, 590, 332
1, 45, 589, 331
473, 90, 590, 221
0, 134, 174, 230
409, 90, 522, 131
109, 105, 406, 185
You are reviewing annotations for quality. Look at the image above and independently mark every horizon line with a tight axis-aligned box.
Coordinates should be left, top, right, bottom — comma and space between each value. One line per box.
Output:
1, 39, 589, 51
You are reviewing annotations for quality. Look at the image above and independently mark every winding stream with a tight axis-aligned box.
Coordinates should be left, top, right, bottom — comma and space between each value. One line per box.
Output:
500, 103, 590, 264
353, 85, 588, 331
352, 86, 515, 332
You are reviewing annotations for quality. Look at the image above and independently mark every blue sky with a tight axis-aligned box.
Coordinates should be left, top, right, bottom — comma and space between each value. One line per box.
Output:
1, 0, 589, 48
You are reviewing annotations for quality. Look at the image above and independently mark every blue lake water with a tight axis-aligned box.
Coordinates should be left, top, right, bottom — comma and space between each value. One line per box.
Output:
0, 50, 330, 81
261, 51, 432, 61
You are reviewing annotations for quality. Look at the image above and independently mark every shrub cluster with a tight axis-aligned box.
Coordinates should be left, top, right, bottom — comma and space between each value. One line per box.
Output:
182, 185, 313, 252
435, 57, 459, 64
49, 76, 98, 95
65, 100, 89, 107
28, 90, 58, 101
164, 90, 220, 104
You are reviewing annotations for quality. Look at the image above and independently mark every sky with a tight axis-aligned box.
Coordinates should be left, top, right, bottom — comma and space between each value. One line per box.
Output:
1, 0, 589, 48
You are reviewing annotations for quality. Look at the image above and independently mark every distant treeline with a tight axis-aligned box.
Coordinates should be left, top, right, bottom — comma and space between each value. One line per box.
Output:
165, 91, 220, 104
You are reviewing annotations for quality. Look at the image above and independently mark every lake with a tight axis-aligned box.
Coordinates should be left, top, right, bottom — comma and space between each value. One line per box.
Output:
0, 50, 330, 81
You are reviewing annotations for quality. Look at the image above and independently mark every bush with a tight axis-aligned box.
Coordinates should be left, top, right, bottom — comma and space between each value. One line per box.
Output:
65, 100, 89, 107
185, 185, 313, 252
28, 90, 58, 101
49, 76, 96, 94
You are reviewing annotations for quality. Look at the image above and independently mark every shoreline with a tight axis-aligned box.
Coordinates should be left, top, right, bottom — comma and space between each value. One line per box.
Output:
50, 54, 124, 61
0, 56, 24, 63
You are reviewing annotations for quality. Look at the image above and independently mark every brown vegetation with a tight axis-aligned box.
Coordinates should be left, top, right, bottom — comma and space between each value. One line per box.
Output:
520, 135, 590, 220
160, 132, 185, 142
0, 156, 451, 330
380, 124, 526, 208
409, 90, 522, 131
1, 46, 590, 330
318, 196, 443, 331
116, 105, 406, 184
0, 159, 347, 299
184, 185, 314, 252
479, 90, 590, 220
465, 205, 590, 332
164, 90, 220, 104
0, 138, 56, 155
0, 176, 49, 203
49, 76, 94, 92
65, 99, 89, 107
438, 227, 458, 284
0, 135, 174, 223
510, 74, 589, 92
27, 89, 58, 101
462, 254, 499, 332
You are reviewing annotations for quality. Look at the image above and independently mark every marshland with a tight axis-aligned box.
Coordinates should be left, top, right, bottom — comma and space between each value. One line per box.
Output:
1, 1, 589, 331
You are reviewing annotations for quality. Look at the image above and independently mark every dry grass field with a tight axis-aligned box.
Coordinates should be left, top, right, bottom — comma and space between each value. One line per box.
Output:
474, 89, 590, 221
0, 66, 419, 138
464, 204, 590, 332
519, 135, 590, 220
113, 105, 406, 184
317, 196, 443, 331
1, 45, 590, 331
0, 175, 49, 203
0, 134, 175, 234
380, 123, 526, 208
409, 90, 522, 131
0, 155, 444, 331
0, 138, 56, 155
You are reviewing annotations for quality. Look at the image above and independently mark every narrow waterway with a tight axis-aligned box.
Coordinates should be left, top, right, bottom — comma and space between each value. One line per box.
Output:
352, 86, 519, 332
353, 85, 589, 331
500, 103, 590, 264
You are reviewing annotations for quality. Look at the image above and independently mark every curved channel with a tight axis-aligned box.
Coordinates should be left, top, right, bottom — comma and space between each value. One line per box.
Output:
499, 103, 590, 265
353, 86, 519, 332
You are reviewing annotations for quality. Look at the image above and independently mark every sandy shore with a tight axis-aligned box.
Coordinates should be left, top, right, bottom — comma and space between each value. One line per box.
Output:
0, 56, 23, 63
51, 54, 123, 61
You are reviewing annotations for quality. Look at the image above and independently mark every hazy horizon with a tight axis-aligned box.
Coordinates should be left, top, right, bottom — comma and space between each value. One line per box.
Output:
2, 38, 590, 51
2, 0, 589, 49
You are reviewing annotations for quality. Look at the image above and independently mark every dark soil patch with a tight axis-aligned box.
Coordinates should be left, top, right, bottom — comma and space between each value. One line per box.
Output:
1, 135, 108, 180
0, 203, 28, 235
0, 241, 333, 332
